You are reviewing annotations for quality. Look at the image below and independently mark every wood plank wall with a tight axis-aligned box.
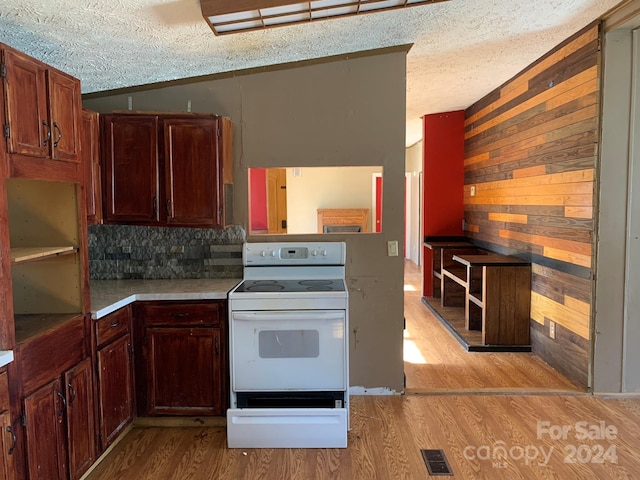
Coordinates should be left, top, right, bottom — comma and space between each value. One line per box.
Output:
463, 22, 601, 389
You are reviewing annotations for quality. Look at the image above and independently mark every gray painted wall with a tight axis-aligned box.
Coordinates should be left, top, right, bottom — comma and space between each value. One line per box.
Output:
83, 50, 408, 392
594, 24, 640, 393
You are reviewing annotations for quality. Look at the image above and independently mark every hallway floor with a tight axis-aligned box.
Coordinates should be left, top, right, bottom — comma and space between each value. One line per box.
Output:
402, 259, 580, 393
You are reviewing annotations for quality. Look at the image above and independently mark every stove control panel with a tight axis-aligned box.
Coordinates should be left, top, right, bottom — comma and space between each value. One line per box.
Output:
244, 242, 346, 266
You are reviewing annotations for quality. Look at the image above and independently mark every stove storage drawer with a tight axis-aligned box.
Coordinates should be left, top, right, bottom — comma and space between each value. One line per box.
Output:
138, 301, 223, 327
230, 310, 346, 392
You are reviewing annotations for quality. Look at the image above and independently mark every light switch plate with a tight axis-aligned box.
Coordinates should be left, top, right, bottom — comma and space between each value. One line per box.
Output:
387, 240, 398, 257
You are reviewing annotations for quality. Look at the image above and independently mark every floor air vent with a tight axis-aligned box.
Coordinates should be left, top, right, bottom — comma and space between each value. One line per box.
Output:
421, 449, 453, 476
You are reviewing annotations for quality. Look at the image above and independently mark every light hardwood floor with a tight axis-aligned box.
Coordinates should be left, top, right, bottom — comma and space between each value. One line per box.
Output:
84, 261, 640, 479
402, 259, 580, 393
85, 394, 640, 479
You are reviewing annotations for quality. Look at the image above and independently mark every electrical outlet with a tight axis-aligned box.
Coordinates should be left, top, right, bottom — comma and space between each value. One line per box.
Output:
387, 240, 398, 257
470, 186, 476, 197
549, 321, 556, 339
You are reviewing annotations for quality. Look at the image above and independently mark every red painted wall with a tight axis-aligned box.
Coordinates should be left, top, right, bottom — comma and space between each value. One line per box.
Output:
249, 168, 268, 231
422, 110, 465, 236
422, 110, 465, 295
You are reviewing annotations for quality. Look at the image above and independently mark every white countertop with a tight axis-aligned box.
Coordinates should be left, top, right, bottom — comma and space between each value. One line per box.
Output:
90, 278, 242, 319
0, 350, 14, 368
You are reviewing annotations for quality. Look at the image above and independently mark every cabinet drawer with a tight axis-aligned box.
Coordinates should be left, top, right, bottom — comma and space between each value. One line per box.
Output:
18, 314, 87, 394
139, 302, 223, 327
96, 307, 130, 347
0, 371, 9, 411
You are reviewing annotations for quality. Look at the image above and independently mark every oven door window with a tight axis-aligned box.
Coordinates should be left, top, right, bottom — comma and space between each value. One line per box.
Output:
231, 310, 346, 391
258, 330, 320, 358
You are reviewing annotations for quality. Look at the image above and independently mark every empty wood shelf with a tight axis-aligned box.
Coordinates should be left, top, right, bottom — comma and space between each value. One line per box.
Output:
11, 246, 77, 264
14, 313, 83, 345
423, 240, 473, 298
440, 252, 531, 347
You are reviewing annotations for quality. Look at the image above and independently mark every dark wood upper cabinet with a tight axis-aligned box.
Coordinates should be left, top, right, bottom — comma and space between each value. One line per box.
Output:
163, 117, 222, 227
82, 109, 102, 225
100, 114, 160, 224
2, 48, 81, 165
99, 112, 232, 228
47, 70, 81, 162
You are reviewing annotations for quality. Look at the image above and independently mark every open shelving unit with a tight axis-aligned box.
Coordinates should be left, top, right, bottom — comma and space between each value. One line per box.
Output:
7, 178, 84, 345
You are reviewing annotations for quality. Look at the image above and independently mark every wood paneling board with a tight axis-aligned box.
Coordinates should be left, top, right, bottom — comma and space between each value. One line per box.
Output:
531, 291, 590, 339
466, 127, 597, 176
565, 206, 593, 218
465, 21, 599, 123
466, 66, 598, 141
466, 104, 598, 159
530, 320, 589, 388
465, 203, 566, 217
465, 83, 597, 146
463, 22, 600, 387
513, 165, 546, 178
466, 151, 596, 184
498, 221, 592, 243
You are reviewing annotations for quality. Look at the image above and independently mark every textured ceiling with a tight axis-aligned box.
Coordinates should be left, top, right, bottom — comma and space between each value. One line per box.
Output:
0, 0, 623, 146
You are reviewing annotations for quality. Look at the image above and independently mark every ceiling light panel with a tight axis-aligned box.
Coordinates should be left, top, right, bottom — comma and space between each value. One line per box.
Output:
201, 0, 449, 35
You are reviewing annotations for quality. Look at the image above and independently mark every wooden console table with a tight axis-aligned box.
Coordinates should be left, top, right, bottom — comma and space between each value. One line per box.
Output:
423, 240, 483, 298
441, 253, 531, 346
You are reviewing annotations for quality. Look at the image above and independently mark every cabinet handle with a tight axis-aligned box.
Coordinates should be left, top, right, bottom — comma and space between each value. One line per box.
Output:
42, 120, 51, 146
68, 383, 76, 405
173, 312, 190, 318
52, 122, 62, 147
165, 199, 172, 217
215, 336, 219, 355
153, 196, 158, 216
110, 320, 121, 328
56, 391, 66, 415
6, 426, 16, 455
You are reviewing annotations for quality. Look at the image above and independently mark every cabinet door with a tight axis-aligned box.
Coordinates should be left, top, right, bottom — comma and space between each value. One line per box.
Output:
23, 379, 67, 480
147, 327, 222, 415
97, 334, 134, 450
163, 118, 222, 227
64, 358, 96, 480
101, 115, 160, 223
0, 411, 16, 480
82, 109, 102, 224
47, 69, 81, 163
2, 49, 49, 158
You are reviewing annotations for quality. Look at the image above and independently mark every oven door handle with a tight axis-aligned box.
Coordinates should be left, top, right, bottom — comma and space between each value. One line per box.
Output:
232, 312, 344, 322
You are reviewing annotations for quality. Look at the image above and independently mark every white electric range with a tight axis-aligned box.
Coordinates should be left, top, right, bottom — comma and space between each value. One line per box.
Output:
227, 241, 349, 448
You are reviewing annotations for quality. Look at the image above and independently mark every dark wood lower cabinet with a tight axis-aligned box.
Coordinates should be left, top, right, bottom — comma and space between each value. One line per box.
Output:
23, 358, 96, 480
134, 301, 227, 417
65, 359, 96, 480
23, 379, 68, 480
147, 327, 222, 415
0, 369, 16, 480
97, 333, 134, 449
0, 411, 15, 480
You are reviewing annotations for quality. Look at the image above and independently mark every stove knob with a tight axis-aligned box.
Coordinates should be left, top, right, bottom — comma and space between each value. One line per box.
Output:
311, 250, 317, 256
260, 250, 267, 257
270, 250, 277, 257
322, 249, 328, 256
